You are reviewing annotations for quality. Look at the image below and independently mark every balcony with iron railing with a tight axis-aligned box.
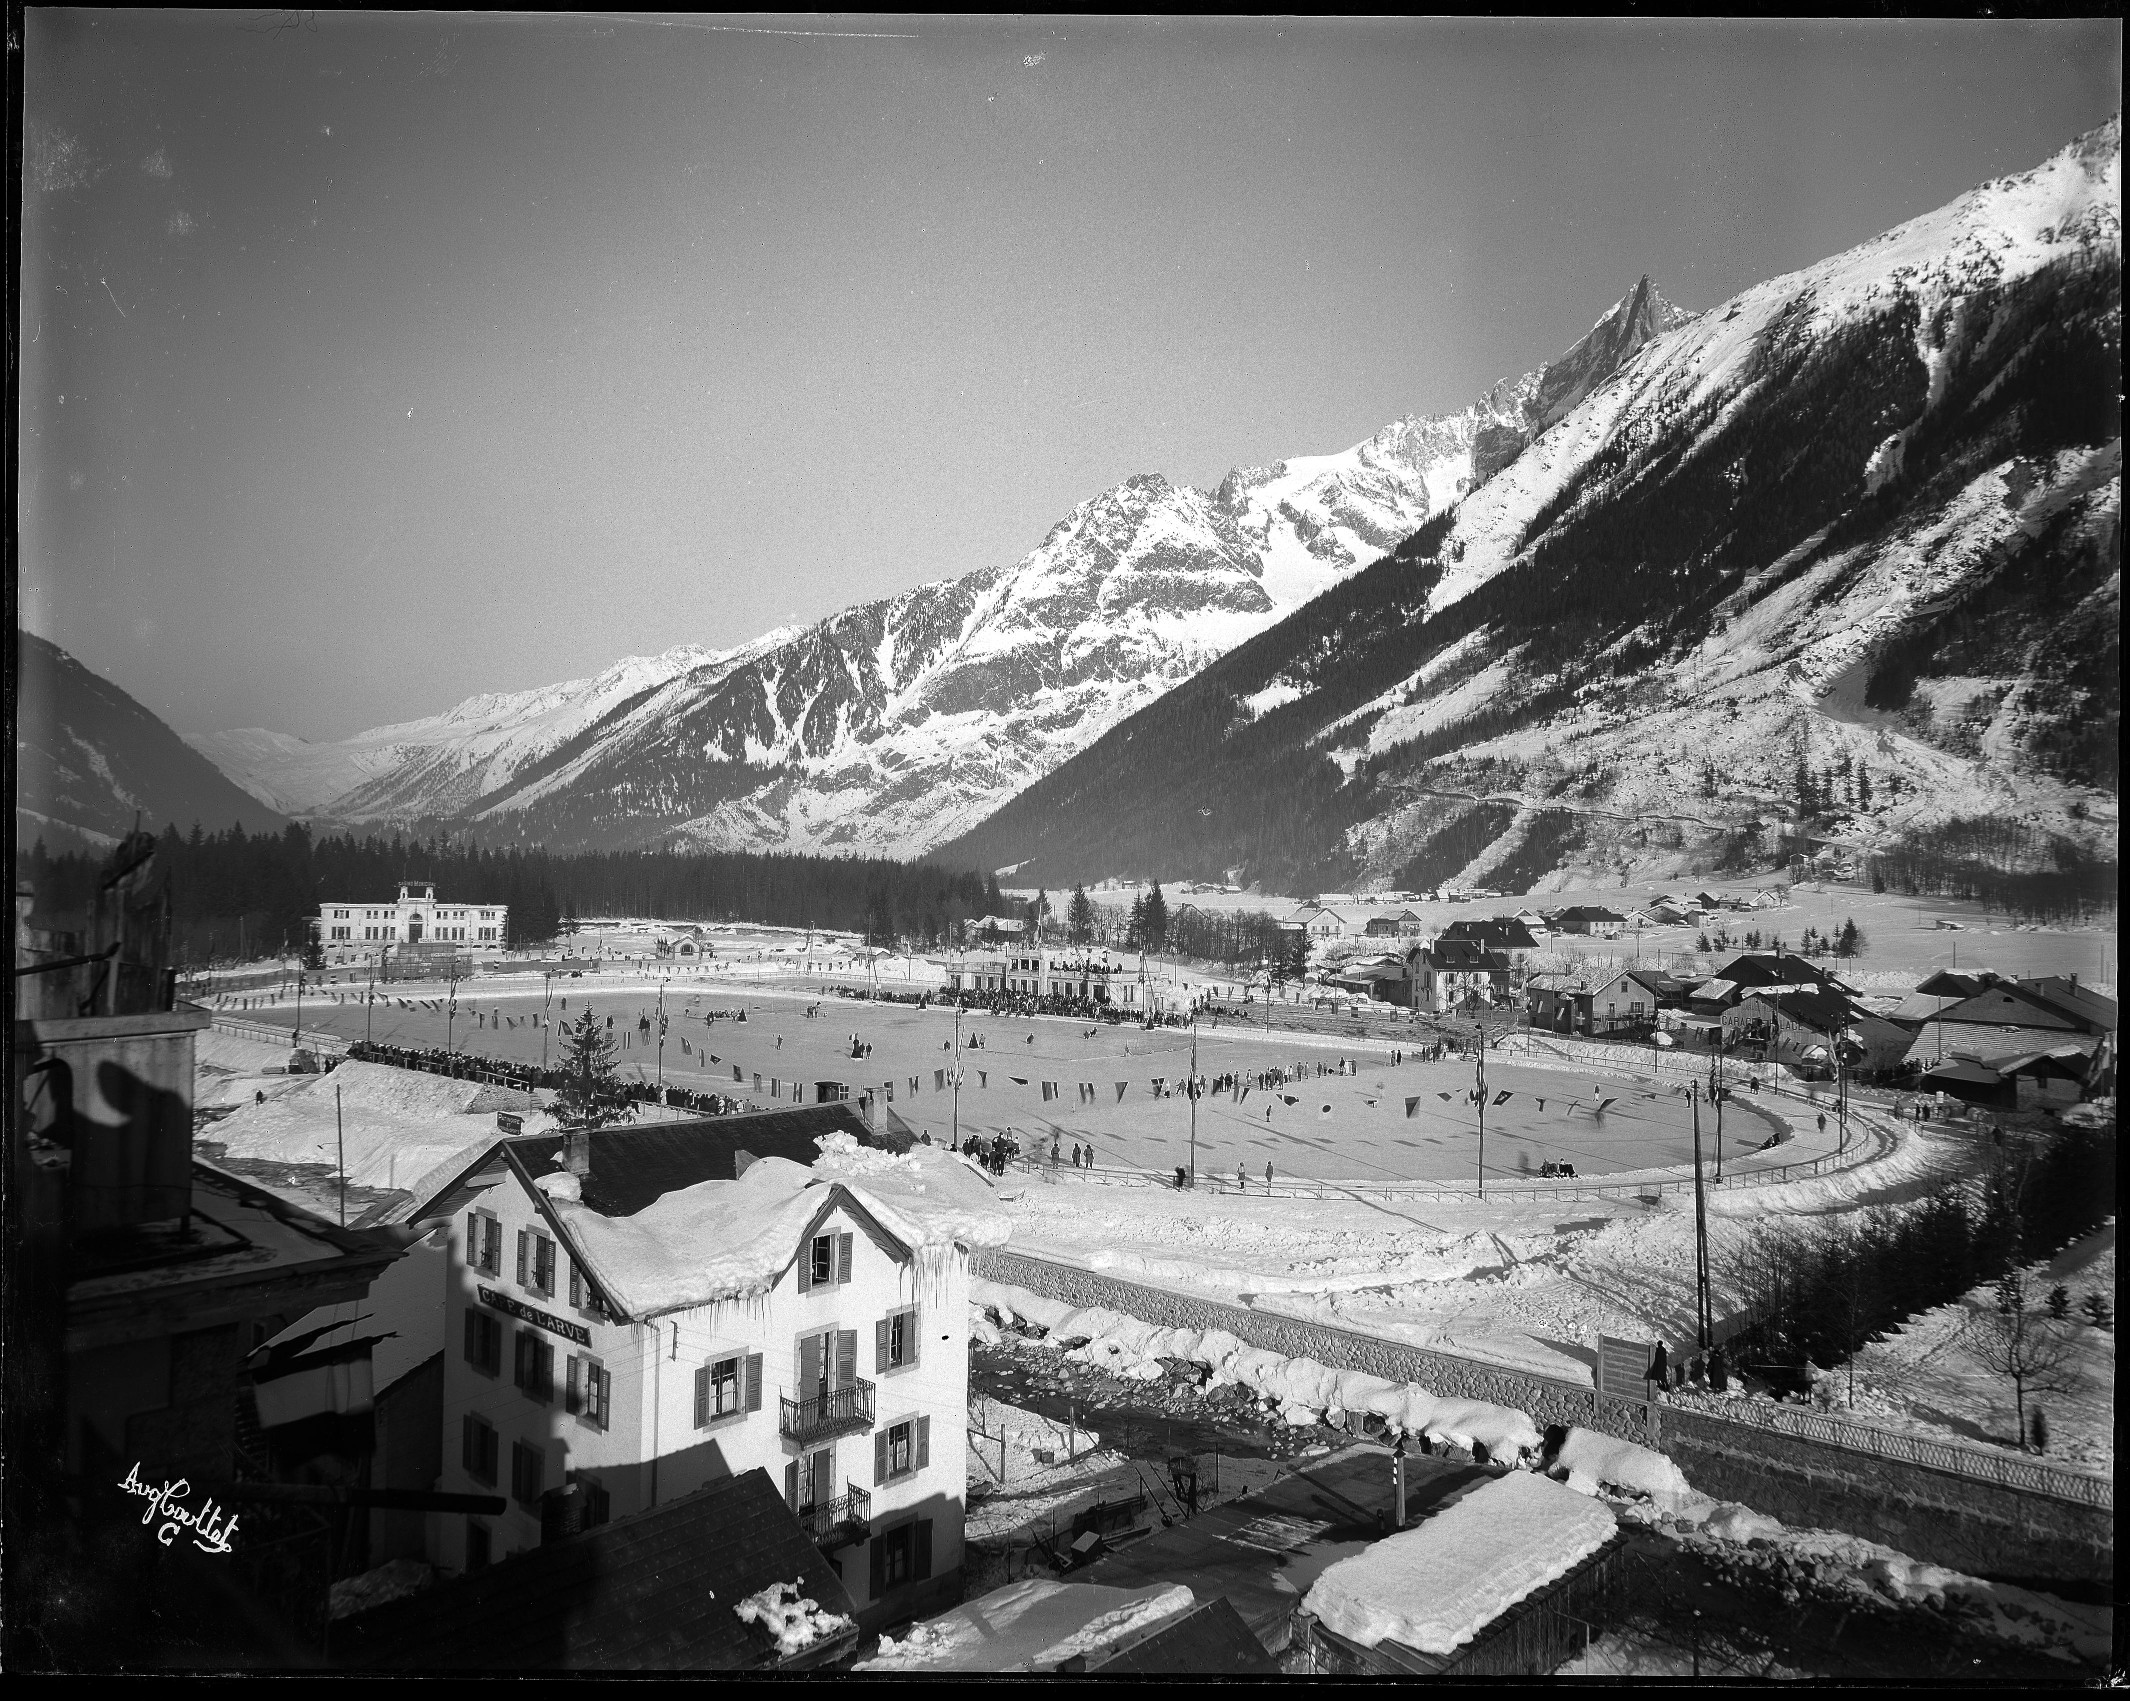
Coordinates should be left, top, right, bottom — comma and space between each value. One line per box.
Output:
780, 1378, 876, 1447
796, 1485, 871, 1550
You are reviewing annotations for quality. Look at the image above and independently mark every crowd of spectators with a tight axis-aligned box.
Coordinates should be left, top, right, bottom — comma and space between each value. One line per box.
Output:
342, 1040, 747, 1117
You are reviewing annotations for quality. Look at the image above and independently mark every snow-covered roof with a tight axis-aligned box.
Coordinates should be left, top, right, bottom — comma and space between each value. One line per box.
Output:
1302, 1473, 1616, 1656
543, 1136, 1011, 1319
856, 1580, 1195, 1673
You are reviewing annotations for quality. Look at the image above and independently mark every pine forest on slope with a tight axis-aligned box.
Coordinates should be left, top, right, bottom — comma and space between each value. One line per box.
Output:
937, 119, 2121, 899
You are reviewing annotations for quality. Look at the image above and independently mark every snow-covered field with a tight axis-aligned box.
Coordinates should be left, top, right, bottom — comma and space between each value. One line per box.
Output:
1801, 1222, 2114, 1470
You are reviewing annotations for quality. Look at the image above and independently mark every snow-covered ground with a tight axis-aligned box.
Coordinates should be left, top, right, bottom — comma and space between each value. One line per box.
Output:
1779, 1222, 2113, 1470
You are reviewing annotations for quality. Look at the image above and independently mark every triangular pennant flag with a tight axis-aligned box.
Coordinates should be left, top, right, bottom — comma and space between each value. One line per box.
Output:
1405, 1096, 1422, 1118
1595, 1096, 1616, 1114
1493, 1090, 1512, 1107
1010, 1076, 1028, 1086
1438, 1091, 1454, 1101
1281, 1094, 1299, 1106
1116, 1081, 1128, 1103
1239, 1086, 1250, 1103
980, 1071, 989, 1089
1537, 1098, 1546, 1113
935, 1069, 946, 1091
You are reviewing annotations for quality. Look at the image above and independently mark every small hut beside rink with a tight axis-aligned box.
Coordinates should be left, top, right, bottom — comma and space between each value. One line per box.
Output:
1289, 1473, 1625, 1677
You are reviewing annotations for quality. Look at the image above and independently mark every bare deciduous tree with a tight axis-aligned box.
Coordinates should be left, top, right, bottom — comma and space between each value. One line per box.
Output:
1959, 1278, 2082, 1452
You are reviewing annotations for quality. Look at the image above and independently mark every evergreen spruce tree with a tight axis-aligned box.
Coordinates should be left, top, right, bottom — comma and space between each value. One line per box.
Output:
1067, 885, 1095, 946
555, 1007, 639, 1132
1143, 882, 1169, 954
1126, 893, 1148, 950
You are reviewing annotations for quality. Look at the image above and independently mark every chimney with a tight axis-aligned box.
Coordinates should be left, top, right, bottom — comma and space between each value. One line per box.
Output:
566, 1127, 591, 1179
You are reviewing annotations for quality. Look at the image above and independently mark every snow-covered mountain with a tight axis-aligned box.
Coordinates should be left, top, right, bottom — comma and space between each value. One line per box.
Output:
940, 119, 2122, 893
19, 631, 289, 853
185, 637, 788, 821
185, 279, 1683, 853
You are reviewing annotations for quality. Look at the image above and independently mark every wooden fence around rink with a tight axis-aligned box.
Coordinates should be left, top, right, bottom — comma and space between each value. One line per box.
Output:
1000, 1105, 1905, 1206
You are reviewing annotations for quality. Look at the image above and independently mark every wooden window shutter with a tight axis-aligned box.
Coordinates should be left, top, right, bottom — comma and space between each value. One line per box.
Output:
796, 1239, 813, 1294
465, 1210, 478, 1260
569, 1260, 582, 1309
874, 1318, 889, 1374
565, 1356, 582, 1416
836, 1232, 853, 1283
874, 1429, 889, 1486
915, 1518, 934, 1582
799, 1332, 822, 1393
693, 1366, 709, 1428
516, 1228, 529, 1286
908, 1307, 921, 1368
915, 1415, 930, 1471
785, 1458, 800, 1510
745, 1353, 763, 1412
464, 1309, 481, 1366
835, 1330, 857, 1387
869, 1526, 887, 1598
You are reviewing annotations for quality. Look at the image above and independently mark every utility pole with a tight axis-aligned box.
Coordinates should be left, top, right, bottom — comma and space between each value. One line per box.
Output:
656, 978, 668, 1092
1474, 1029, 1488, 1197
542, 972, 555, 1072
1690, 1081, 1712, 1353
446, 978, 459, 1075
952, 1002, 962, 1151
336, 1083, 347, 1229
1710, 1031, 1725, 1183
294, 969, 305, 1046
1188, 1007, 1199, 1186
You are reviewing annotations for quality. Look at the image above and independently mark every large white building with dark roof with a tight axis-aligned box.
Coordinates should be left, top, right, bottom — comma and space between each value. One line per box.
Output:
313, 881, 507, 966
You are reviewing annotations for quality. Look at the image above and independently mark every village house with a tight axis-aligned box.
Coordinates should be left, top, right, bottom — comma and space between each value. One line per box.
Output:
1363, 910, 1427, 938
1546, 905, 1627, 939
949, 951, 1144, 1006
1900, 976, 2117, 1073
1287, 904, 1350, 941
314, 880, 507, 969
1720, 988, 1911, 1076
392, 1109, 1009, 1633
1404, 939, 1512, 1013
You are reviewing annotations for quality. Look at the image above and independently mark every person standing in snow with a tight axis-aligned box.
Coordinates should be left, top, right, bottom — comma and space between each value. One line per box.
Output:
1265, 1160, 1274, 1190
1237, 1163, 1247, 1192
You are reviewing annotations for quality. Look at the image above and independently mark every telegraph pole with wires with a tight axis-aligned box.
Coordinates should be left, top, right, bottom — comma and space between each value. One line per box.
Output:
656, 978, 669, 1092
1690, 1080, 1713, 1353
952, 1001, 963, 1151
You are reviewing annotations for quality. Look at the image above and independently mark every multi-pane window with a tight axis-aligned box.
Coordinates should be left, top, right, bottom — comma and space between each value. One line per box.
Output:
461, 1414, 499, 1485
798, 1230, 853, 1292
464, 1309, 503, 1377
874, 1416, 930, 1485
566, 1355, 611, 1430
510, 1439, 546, 1507
513, 1329, 555, 1403
868, 1519, 934, 1598
518, 1229, 557, 1297
468, 1210, 501, 1276
876, 1306, 921, 1373
693, 1353, 762, 1426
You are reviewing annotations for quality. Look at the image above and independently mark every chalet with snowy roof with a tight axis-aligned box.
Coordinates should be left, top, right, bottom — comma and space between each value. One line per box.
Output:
1522, 974, 1593, 1034
387, 1106, 1009, 1633
336, 1469, 861, 1671
1288, 904, 1350, 940
1292, 1472, 1625, 1677
1363, 910, 1426, 938
974, 914, 1028, 943
1583, 968, 1690, 1035
1330, 958, 1410, 1001
1511, 908, 1552, 938
1920, 1047, 2091, 1114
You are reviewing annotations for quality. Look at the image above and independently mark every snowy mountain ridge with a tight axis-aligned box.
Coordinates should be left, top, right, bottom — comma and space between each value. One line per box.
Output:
185, 277, 1683, 853
938, 118, 2122, 893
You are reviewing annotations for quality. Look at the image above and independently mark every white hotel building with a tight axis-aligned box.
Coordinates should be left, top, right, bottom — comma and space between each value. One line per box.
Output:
313, 881, 507, 966
390, 1106, 1003, 1632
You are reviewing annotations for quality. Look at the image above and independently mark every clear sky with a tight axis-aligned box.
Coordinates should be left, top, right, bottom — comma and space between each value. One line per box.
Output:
19, 12, 2121, 742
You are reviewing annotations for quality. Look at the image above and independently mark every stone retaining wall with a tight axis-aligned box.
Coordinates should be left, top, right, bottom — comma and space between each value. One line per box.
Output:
974, 1250, 2112, 1588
